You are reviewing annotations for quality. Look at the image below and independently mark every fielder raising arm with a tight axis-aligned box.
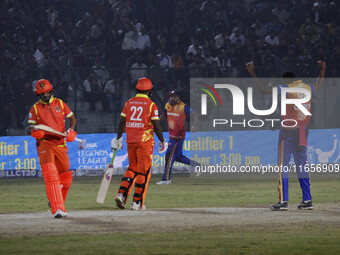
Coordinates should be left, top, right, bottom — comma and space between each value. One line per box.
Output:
246, 60, 326, 93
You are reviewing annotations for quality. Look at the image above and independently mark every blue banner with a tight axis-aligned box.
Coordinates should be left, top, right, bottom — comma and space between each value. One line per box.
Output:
1, 129, 339, 177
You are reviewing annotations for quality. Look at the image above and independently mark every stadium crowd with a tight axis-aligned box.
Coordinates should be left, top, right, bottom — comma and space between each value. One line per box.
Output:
0, 0, 340, 135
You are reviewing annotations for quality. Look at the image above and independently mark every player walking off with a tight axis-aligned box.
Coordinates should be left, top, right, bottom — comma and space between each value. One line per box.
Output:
157, 90, 200, 185
112, 78, 166, 210
28, 79, 77, 218
246, 60, 326, 211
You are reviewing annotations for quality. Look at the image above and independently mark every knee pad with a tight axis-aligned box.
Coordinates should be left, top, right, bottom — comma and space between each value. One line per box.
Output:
42, 163, 65, 214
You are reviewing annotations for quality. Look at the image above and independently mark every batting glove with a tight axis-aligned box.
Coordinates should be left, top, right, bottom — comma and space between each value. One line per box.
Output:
66, 128, 77, 142
158, 140, 168, 153
111, 137, 123, 151
31, 129, 45, 139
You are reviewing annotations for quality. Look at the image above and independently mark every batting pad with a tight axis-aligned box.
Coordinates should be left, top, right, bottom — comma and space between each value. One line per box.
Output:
42, 163, 65, 214
59, 171, 73, 202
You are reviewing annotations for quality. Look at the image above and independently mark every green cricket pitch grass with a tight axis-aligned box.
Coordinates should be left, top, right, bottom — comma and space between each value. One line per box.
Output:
1, 174, 340, 254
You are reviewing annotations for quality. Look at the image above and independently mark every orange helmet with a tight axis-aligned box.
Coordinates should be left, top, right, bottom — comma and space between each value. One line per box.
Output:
36, 79, 53, 95
136, 78, 153, 91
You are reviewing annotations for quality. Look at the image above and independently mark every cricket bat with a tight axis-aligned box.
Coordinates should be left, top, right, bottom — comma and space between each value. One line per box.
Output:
96, 149, 117, 204
31, 124, 83, 143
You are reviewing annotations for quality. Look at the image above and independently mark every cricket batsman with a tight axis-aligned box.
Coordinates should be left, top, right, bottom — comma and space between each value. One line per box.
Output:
28, 79, 77, 218
112, 77, 166, 210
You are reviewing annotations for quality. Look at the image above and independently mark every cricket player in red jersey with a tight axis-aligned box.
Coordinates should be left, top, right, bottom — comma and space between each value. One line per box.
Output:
28, 79, 77, 218
111, 77, 166, 210
156, 90, 200, 185
246, 60, 326, 211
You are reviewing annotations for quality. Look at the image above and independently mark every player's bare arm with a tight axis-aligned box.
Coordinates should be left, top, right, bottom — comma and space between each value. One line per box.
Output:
191, 111, 199, 131
152, 119, 165, 143
116, 116, 126, 139
68, 114, 77, 130
246, 62, 272, 94
315, 60, 326, 92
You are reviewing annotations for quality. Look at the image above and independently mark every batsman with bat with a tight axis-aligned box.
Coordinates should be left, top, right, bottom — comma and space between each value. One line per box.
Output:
112, 77, 167, 210
28, 79, 77, 218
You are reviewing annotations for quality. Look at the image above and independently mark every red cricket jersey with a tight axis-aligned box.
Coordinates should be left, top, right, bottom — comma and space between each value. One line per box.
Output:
28, 96, 73, 146
279, 80, 314, 128
121, 94, 159, 143
164, 100, 188, 140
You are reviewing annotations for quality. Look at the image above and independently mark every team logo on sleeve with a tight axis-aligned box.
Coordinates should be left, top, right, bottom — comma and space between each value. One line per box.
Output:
56, 106, 61, 112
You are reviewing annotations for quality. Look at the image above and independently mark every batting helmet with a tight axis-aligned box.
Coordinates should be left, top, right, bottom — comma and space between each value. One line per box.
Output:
136, 78, 153, 91
36, 79, 53, 95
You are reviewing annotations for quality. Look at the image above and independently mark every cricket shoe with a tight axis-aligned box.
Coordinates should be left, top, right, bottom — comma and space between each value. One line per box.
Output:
130, 201, 146, 210
53, 209, 67, 218
270, 202, 288, 211
115, 193, 126, 209
156, 180, 171, 185
297, 200, 313, 210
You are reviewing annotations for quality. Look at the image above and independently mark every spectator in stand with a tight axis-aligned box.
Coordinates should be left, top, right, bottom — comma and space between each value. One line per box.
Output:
130, 55, 148, 88
187, 2, 203, 32
247, 26, 261, 44
92, 57, 109, 87
33, 42, 45, 67
229, 27, 245, 46
257, 2, 274, 24
186, 38, 204, 57
37, 30, 57, 48
171, 51, 184, 68
299, 17, 318, 42
59, 48, 74, 67
132, 25, 151, 51
265, 31, 280, 47
214, 23, 229, 49
295, 55, 315, 77
308, 2, 326, 24
262, 48, 277, 67
189, 54, 207, 77
149, 56, 169, 102
272, 2, 289, 25
83, 71, 109, 112
144, 51, 155, 67
157, 47, 173, 69
51, 39, 67, 57
203, 48, 215, 66
214, 48, 233, 77
289, 0, 305, 27
171, 17, 191, 48
209, 1, 229, 32
168, 34, 184, 57
324, 2, 339, 24
225, 1, 240, 29
104, 77, 122, 112
265, 15, 282, 35
121, 19, 136, 54
46, 3, 58, 28
90, 18, 105, 43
